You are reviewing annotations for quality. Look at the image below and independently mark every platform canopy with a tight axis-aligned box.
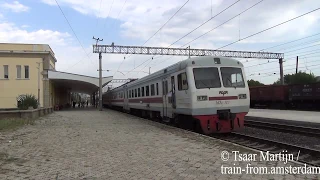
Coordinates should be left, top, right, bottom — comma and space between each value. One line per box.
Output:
48, 70, 113, 94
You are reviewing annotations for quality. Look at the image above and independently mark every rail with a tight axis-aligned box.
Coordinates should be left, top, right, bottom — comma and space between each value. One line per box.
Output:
244, 119, 320, 137
213, 133, 320, 166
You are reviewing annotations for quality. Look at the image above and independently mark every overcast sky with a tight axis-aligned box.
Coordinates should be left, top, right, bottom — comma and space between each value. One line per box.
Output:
1, 0, 320, 87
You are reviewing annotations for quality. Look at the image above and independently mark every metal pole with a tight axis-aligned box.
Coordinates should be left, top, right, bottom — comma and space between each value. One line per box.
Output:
279, 58, 284, 85
296, 56, 298, 74
99, 52, 102, 111
188, 46, 190, 58
37, 62, 41, 108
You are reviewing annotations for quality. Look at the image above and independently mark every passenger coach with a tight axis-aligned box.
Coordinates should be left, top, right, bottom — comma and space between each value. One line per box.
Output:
103, 56, 250, 134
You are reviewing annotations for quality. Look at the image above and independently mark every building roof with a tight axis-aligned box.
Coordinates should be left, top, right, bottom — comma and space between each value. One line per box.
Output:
0, 43, 56, 62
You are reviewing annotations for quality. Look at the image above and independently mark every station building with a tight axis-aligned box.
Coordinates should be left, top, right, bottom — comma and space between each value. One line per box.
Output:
0, 43, 112, 110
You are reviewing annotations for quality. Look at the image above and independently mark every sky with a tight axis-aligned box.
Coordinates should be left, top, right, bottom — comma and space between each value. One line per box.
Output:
1, 0, 320, 87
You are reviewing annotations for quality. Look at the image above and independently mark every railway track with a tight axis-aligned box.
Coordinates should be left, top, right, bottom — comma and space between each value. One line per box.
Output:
244, 119, 320, 137
212, 133, 320, 167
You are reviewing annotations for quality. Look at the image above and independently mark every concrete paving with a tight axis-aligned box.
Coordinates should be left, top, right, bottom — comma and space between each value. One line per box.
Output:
0, 109, 318, 179
247, 109, 320, 127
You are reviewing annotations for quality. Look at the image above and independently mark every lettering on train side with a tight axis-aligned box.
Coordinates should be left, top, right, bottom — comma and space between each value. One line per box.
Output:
219, 91, 228, 96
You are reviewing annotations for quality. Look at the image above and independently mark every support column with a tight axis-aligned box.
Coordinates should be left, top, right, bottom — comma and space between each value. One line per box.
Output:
296, 56, 298, 74
43, 74, 50, 108
279, 58, 284, 85
92, 93, 95, 108
99, 52, 102, 111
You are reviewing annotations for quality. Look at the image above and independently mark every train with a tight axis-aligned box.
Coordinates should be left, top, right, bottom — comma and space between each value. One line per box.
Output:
102, 56, 250, 134
249, 83, 320, 110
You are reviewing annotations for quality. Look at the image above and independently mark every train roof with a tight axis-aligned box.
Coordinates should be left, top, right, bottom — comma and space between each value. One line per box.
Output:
108, 56, 242, 92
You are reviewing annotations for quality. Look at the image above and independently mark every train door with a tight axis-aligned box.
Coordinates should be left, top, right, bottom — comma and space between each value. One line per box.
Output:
171, 76, 176, 109
162, 78, 168, 118
124, 89, 128, 111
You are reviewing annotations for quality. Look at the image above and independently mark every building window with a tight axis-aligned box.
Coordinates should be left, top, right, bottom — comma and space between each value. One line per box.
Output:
151, 84, 155, 96
3, 65, 8, 79
138, 88, 141, 97
146, 85, 150, 96
178, 72, 188, 90
24, 66, 29, 79
16, 65, 21, 79
156, 83, 159, 95
141, 87, 145, 97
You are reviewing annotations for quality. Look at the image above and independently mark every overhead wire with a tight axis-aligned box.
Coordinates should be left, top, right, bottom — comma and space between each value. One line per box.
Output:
259, 32, 320, 52
215, 7, 320, 50
54, 0, 93, 72
118, 0, 191, 75
128, 0, 248, 75
139, 0, 264, 72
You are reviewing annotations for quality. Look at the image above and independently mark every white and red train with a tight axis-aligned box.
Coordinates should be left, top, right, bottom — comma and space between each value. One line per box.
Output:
102, 56, 250, 134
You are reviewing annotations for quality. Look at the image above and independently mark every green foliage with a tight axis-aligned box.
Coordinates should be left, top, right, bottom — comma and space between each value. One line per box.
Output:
17, 94, 38, 110
273, 71, 317, 85
247, 79, 264, 87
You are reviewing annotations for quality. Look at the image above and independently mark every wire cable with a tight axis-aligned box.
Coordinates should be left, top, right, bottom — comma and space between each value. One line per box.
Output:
259, 32, 320, 52
128, 0, 257, 75
168, 0, 241, 47
54, 0, 93, 72
216, 7, 320, 50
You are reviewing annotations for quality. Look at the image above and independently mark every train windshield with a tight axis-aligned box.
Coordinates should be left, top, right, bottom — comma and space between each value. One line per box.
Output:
220, 67, 245, 88
193, 67, 221, 89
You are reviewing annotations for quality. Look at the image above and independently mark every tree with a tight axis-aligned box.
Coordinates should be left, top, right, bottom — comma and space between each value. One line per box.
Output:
273, 71, 317, 85
247, 79, 264, 87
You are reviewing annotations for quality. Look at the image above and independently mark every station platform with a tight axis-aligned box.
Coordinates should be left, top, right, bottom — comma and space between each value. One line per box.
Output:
247, 109, 320, 127
0, 109, 317, 179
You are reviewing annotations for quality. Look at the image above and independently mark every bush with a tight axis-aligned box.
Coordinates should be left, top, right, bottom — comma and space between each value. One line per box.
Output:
17, 94, 38, 110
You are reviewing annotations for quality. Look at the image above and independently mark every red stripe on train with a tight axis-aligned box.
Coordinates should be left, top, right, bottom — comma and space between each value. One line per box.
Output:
129, 97, 163, 103
209, 96, 238, 100
110, 99, 124, 102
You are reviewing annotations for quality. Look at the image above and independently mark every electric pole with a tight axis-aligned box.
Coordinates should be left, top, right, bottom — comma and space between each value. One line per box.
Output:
93, 36, 103, 111
296, 56, 298, 74
279, 58, 284, 85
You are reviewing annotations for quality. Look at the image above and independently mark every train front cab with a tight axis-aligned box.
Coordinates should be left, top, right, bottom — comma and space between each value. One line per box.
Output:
185, 58, 249, 134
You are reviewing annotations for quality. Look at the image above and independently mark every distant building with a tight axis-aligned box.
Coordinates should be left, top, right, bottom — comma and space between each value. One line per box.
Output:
317, 76, 320, 82
0, 43, 57, 109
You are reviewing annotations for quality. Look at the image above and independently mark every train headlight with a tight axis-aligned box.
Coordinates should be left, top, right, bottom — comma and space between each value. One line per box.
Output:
197, 96, 208, 101
238, 94, 247, 99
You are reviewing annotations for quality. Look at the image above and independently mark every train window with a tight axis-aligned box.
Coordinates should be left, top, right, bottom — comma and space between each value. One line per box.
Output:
220, 67, 245, 88
156, 83, 159, 95
132, 89, 134, 98
141, 87, 145, 97
129, 90, 131, 98
193, 67, 221, 89
135, 89, 137, 97
151, 84, 155, 96
146, 85, 150, 96
178, 72, 188, 90
138, 88, 141, 97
